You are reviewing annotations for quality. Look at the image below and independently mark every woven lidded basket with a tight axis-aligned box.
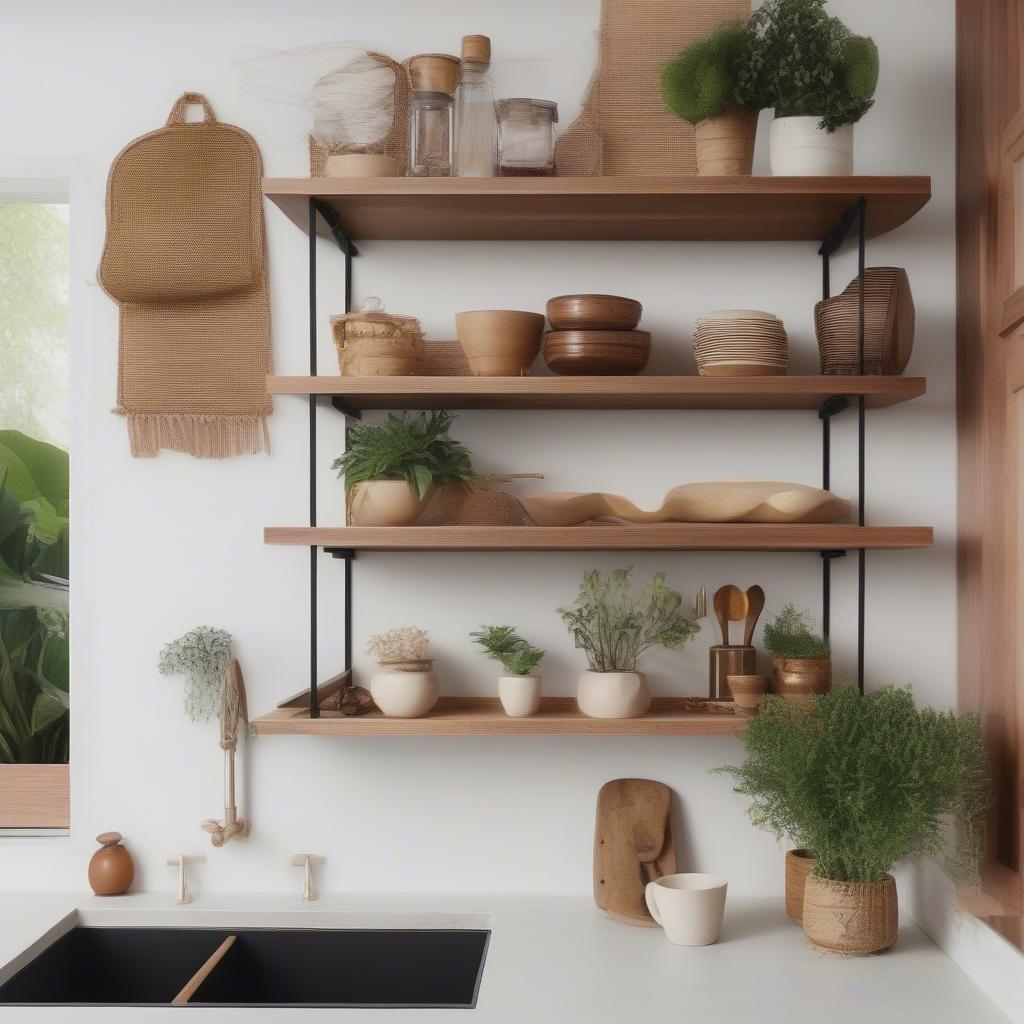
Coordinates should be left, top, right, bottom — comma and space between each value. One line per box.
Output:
330, 297, 423, 376
802, 873, 898, 955
814, 267, 915, 375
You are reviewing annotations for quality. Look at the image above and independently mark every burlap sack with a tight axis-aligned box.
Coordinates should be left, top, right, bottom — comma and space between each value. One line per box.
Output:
100, 93, 272, 458
556, 0, 750, 176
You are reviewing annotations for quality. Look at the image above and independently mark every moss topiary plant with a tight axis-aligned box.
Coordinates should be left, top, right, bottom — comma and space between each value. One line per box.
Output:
762, 604, 830, 659
660, 22, 755, 126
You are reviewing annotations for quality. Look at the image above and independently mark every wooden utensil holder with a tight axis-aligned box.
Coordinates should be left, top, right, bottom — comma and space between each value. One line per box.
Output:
708, 645, 757, 700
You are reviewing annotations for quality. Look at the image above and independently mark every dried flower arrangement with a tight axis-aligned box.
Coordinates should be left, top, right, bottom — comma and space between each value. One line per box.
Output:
365, 626, 430, 665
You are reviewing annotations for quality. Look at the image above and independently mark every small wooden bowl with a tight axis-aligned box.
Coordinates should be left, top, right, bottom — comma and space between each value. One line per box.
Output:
543, 330, 651, 375
546, 294, 643, 331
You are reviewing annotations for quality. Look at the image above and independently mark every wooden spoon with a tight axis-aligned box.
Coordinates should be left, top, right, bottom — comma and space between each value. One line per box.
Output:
713, 585, 748, 646
743, 585, 766, 647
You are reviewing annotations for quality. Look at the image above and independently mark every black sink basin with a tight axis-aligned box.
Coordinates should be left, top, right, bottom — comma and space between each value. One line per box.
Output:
0, 926, 490, 1008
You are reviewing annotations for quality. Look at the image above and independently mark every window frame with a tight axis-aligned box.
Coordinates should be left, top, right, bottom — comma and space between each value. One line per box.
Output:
0, 157, 93, 834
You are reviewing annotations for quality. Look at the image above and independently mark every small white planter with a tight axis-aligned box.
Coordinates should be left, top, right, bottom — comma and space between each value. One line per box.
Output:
576, 671, 651, 719
369, 660, 440, 718
498, 675, 541, 717
769, 116, 853, 176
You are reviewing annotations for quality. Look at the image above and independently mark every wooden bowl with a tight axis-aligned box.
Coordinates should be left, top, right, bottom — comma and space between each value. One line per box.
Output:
546, 294, 643, 331
543, 329, 651, 375
455, 309, 545, 376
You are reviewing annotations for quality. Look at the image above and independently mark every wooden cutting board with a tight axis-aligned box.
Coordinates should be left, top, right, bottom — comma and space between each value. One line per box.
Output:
594, 778, 677, 926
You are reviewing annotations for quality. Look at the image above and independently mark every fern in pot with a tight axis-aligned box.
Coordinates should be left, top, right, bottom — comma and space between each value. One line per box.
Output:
471, 625, 545, 718
332, 411, 474, 526
737, 0, 879, 175
762, 604, 831, 708
558, 568, 698, 719
661, 21, 765, 175
718, 687, 988, 955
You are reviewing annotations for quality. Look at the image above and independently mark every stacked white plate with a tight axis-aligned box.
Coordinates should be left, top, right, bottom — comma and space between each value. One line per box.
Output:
693, 309, 789, 376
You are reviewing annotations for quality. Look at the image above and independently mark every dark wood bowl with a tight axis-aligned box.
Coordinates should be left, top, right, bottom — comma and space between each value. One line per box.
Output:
543, 330, 652, 375
546, 294, 643, 331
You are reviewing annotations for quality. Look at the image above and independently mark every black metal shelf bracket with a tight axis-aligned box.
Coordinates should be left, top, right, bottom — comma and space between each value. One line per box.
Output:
818, 196, 867, 691
330, 395, 362, 420
307, 197, 359, 717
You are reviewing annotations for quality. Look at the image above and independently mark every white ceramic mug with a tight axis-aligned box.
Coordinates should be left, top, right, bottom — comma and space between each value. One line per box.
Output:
645, 873, 728, 946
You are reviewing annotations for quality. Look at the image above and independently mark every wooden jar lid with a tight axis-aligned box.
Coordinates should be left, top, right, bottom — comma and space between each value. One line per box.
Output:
461, 34, 491, 64
96, 831, 123, 847
409, 54, 461, 95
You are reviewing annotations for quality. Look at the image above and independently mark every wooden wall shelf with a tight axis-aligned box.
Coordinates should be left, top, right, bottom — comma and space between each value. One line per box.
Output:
252, 697, 745, 736
267, 375, 927, 411
263, 176, 932, 243
264, 524, 934, 552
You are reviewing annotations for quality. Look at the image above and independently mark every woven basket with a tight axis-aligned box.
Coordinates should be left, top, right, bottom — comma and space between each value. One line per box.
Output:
418, 341, 470, 376
330, 300, 423, 376
814, 267, 915, 375
785, 849, 817, 925
420, 475, 541, 526
802, 874, 898, 955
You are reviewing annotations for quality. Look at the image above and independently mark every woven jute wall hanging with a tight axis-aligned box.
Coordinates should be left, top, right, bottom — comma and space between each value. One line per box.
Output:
99, 92, 273, 458
555, 0, 750, 176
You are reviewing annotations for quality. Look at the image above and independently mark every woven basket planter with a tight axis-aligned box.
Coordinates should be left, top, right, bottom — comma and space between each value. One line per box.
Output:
802, 874, 898, 955
784, 849, 817, 925
695, 106, 757, 175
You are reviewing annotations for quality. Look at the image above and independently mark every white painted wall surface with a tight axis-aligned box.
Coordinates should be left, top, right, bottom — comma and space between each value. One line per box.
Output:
0, 0, 959, 904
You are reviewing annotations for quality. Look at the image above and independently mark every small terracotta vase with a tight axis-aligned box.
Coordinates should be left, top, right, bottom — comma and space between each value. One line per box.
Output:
88, 832, 135, 896
784, 848, 817, 924
726, 674, 769, 716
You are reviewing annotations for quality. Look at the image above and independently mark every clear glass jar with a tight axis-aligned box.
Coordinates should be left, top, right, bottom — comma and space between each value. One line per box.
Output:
410, 91, 454, 177
455, 35, 497, 177
497, 98, 559, 176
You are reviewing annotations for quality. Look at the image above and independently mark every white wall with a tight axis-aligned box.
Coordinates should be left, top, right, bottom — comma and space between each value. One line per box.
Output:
0, 0, 958, 899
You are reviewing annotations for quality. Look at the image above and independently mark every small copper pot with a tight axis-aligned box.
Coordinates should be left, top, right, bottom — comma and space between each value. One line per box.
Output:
770, 656, 831, 708
88, 832, 135, 896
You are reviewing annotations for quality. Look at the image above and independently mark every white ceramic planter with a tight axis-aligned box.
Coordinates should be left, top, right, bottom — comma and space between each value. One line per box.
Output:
369, 661, 440, 718
498, 675, 541, 717
576, 671, 651, 719
349, 480, 433, 526
769, 117, 853, 176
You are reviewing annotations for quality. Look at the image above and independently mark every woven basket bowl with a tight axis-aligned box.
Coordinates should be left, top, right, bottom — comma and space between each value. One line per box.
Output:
814, 267, 914, 375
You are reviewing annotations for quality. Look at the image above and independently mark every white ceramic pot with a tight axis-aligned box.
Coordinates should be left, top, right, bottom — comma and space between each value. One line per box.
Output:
576, 671, 651, 719
349, 480, 433, 526
769, 117, 853, 176
369, 660, 439, 718
498, 675, 541, 717
645, 873, 728, 946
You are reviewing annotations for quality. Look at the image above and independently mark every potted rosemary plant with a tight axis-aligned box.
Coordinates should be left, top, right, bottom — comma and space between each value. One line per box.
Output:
365, 627, 439, 718
762, 604, 831, 707
736, 0, 879, 175
661, 21, 763, 175
718, 687, 988, 955
470, 625, 545, 718
558, 569, 699, 719
332, 411, 474, 527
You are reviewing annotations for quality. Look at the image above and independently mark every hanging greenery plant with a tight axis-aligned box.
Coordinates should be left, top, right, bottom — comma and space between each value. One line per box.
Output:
158, 626, 234, 723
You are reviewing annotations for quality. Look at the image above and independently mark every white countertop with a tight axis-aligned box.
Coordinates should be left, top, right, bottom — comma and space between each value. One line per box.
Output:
0, 892, 1010, 1023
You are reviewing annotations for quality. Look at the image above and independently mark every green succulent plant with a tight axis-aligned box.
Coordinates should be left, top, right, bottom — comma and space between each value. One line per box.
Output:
716, 686, 989, 883
762, 604, 830, 659
470, 625, 544, 676
736, 0, 879, 131
558, 568, 698, 673
332, 411, 474, 500
661, 21, 755, 126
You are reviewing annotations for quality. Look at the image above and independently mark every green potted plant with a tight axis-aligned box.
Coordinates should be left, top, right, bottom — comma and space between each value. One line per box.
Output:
332, 411, 474, 527
365, 626, 438, 718
736, 0, 879, 175
558, 568, 699, 719
471, 625, 545, 718
661, 21, 763, 175
762, 604, 831, 707
718, 687, 988, 955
